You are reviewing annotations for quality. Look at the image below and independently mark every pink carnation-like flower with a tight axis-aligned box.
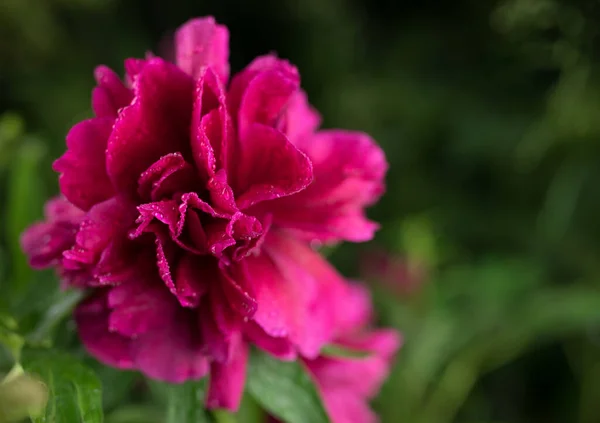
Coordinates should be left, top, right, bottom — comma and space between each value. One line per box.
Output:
21, 17, 388, 410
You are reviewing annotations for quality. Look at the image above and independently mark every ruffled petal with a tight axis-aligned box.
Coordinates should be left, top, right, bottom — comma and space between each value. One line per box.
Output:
106, 58, 194, 197
75, 290, 135, 369
62, 197, 137, 270
53, 118, 115, 211
175, 17, 230, 83
77, 265, 210, 383
266, 130, 386, 243
191, 67, 232, 180
20, 198, 83, 268
137, 153, 198, 202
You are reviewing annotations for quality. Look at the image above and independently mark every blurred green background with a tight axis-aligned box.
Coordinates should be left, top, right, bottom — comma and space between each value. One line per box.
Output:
2, 0, 600, 422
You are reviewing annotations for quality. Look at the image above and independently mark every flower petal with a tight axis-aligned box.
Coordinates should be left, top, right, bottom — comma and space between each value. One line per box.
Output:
107, 270, 174, 337
267, 130, 386, 243
191, 67, 232, 180
174, 254, 210, 307
206, 333, 247, 411
241, 231, 345, 358
261, 231, 347, 358
75, 290, 135, 369
62, 197, 136, 269
244, 321, 296, 360
307, 329, 401, 400
106, 58, 194, 197
137, 153, 198, 202
20, 198, 83, 269
237, 65, 299, 136
92, 65, 133, 118
318, 389, 377, 423
175, 17, 230, 82
234, 124, 313, 209
279, 90, 321, 144
130, 307, 210, 383
53, 118, 115, 211
227, 54, 298, 128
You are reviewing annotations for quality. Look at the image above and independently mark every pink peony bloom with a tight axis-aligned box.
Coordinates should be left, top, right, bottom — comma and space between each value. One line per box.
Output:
20, 16, 387, 411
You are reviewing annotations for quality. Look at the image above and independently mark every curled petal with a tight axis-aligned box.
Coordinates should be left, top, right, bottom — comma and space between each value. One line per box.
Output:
244, 321, 296, 360
234, 124, 313, 209
227, 54, 298, 124
137, 153, 198, 202
175, 17, 230, 82
237, 66, 300, 135
191, 68, 232, 179
106, 58, 194, 197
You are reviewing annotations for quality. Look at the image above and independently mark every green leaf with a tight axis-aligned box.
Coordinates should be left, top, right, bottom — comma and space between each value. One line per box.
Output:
320, 344, 371, 359
5, 139, 47, 301
105, 405, 163, 423
0, 314, 24, 361
247, 349, 331, 423
22, 351, 103, 423
165, 379, 212, 423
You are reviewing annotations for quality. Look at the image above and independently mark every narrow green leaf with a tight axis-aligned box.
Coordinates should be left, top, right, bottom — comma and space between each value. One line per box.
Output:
26, 290, 84, 346
5, 139, 46, 300
247, 349, 331, 423
22, 351, 103, 423
165, 379, 212, 423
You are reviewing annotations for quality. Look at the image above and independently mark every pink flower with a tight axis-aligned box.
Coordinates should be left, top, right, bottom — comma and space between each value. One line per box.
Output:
20, 16, 387, 411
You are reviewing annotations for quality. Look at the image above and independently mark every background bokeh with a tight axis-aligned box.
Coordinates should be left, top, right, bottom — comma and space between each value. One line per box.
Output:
2, 0, 600, 422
